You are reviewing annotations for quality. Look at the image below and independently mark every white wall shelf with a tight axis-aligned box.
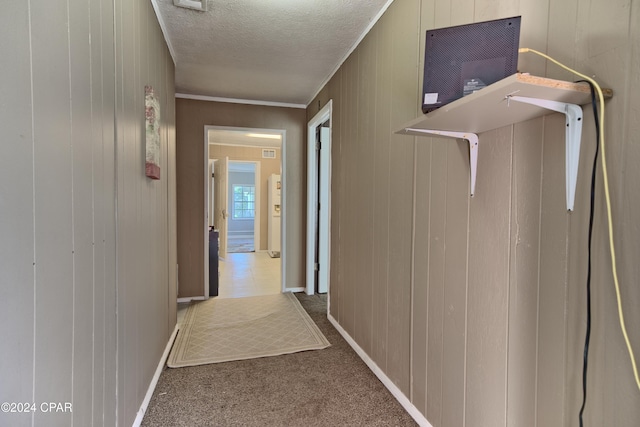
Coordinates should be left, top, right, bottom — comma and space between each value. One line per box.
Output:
396, 73, 612, 211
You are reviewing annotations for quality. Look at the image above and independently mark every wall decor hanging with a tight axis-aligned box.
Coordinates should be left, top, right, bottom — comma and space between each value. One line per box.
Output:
145, 85, 161, 179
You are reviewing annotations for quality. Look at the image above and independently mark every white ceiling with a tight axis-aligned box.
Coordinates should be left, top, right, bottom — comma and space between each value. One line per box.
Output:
153, 0, 392, 106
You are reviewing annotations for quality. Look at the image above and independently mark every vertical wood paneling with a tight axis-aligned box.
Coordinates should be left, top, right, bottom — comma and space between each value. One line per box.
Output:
353, 30, 376, 355
31, 1, 75, 425
411, 4, 436, 407
536, 3, 578, 427
561, 3, 620, 416
387, 0, 420, 394
0, 3, 35, 426
371, 13, 392, 370
506, 118, 544, 427
465, 128, 512, 427
340, 46, 355, 331
434, 16, 472, 423
342, 51, 357, 337
575, 2, 637, 425
116, 0, 134, 419
167, 56, 178, 333
318, 1, 640, 426
328, 69, 342, 323
114, 1, 127, 420
1, 1, 174, 426
536, 114, 568, 427
139, 2, 153, 414
612, 3, 640, 424
90, 0, 106, 422
517, 0, 550, 77
426, 140, 446, 425
336, 53, 349, 331
139, 2, 152, 414
114, 1, 178, 423
100, 1, 118, 424
434, 0, 451, 26
473, 0, 518, 22
449, 0, 474, 26
564, 136, 592, 426
411, 139, 431, 414
440, 139, 470, 427
588, 211, 612, 427
546, 0, 579, 81
69, 0, 97, 424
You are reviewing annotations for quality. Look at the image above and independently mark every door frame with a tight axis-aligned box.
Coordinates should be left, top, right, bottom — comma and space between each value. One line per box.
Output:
306, 100, 333, 296
204, 125, 286, 297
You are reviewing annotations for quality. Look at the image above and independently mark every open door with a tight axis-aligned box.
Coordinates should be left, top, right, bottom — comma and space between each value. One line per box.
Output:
306, 101, 332, 295
317, 125, 330, 293
214, 156, 229, 259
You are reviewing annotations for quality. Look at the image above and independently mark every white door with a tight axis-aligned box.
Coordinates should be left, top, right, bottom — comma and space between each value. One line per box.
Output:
306, 101, 332, 295
214, 156, 229, 259
317, 127, 330, 293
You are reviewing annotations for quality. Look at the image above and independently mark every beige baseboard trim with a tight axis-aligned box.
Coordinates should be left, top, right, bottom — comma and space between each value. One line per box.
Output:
133, 323, 180, 427
327, 313, 433, 427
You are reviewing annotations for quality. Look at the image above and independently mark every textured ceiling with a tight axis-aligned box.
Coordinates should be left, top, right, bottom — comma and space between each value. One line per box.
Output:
154, 0, 391, 106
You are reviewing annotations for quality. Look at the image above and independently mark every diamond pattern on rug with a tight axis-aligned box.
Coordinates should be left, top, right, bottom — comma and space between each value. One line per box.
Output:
167, 293, 330, 367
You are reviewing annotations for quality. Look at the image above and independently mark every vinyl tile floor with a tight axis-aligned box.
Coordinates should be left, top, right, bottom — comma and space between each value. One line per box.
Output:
218, 251, 281, 298
177, 251, 281, 324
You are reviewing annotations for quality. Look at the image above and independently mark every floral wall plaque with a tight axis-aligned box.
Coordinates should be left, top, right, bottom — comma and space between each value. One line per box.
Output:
145, 85, 161, 179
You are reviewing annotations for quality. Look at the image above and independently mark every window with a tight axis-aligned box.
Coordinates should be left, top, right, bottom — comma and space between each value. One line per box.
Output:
232, 185, 255, 219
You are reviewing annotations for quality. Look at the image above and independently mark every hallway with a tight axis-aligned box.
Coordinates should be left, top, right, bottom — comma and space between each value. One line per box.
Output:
159, 254, 416, 426
144, 293, 417, 427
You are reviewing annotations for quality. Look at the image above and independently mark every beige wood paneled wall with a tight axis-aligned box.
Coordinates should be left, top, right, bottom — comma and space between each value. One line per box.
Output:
209, 145, 281, 250
0, 1, 177, 426
114, 0, 177, 424
176, 99, 306, 297
307, 0, 640, 425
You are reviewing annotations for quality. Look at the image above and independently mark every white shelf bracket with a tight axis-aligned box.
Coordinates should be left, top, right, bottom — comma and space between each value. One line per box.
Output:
405, 128, 479, 196
507, 95, 583, 211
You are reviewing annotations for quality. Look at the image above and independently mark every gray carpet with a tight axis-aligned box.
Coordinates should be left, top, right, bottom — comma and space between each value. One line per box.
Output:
142, 293, 418, 427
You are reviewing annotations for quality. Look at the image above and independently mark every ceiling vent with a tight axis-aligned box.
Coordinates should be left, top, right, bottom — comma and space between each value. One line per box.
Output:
262, 149, 276, 159
173, 0, 207, 12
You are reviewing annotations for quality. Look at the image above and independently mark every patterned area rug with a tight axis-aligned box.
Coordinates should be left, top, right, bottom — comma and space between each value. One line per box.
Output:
167, 293, 330, 368
227, 237, 254, 253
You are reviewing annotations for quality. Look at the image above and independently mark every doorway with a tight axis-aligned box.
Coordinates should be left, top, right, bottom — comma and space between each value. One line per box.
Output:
226, 161, 258, 253
204, 126, 286, 298
306, 101, 332, 296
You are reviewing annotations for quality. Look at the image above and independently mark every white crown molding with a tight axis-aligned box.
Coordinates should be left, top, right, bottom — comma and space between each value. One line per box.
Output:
175, 93, 306, 109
